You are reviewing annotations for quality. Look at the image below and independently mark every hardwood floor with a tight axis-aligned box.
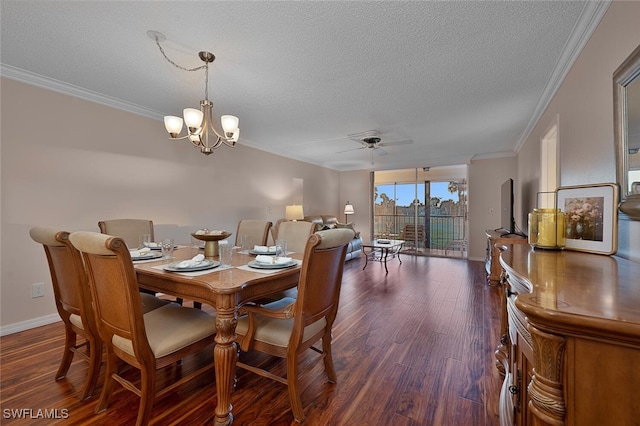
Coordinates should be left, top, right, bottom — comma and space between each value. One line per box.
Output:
0, 255, 502, 425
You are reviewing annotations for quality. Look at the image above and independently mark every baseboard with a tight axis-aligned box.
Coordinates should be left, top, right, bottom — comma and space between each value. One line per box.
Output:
0, 314, 61, 337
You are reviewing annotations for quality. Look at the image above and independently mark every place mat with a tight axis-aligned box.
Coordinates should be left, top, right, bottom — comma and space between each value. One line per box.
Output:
131, 256, 166, 264
236, 259, 302, 274
151, 264, 233, 276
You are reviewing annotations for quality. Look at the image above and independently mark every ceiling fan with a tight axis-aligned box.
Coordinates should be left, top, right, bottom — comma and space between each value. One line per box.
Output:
336, 130, 413, 157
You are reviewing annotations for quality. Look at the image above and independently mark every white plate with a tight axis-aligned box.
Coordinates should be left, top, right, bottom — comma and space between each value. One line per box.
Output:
248, 260, 297, 269
163, 260, 220, 272
249, 250, 277, 255
131, 252, 163, 261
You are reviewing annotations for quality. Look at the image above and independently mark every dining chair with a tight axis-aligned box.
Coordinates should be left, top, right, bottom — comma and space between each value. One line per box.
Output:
272, 220, 316, 254
69, 231, 217, 426
98, 218, 192, 306
29, 227, 170, 401
235, 228, 355, 422
97, 218, 154, 249
235, 219, 272, 248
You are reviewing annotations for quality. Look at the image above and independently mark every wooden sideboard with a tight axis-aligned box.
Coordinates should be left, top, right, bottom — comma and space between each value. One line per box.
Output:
496, 244, 640, 426
484, 230, 528, 286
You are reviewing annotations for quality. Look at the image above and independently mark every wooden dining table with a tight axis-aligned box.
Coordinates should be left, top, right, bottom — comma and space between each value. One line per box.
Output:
133, 246, 302, 426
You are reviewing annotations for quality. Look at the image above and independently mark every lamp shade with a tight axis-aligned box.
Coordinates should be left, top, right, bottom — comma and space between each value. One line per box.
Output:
221, 115, 239, 135
344, 203, 355, 215
183, 108, 204, 130
164, 116, 184, 137
285, 205, 304, 221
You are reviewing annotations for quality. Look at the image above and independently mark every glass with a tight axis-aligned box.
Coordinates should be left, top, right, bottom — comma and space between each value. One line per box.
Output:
218, 240, 233, 267
275, 239, 288, 257
161, 238, 175, 259
139, 233, 151, 249
528, 208, 565, 249
239, 235, 249, 253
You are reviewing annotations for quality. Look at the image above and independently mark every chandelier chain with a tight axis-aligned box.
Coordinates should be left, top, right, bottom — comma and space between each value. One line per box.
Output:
154, 39, 207, 73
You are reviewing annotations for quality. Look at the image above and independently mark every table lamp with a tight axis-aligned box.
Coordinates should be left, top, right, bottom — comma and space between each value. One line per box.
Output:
285, 204, 304, 221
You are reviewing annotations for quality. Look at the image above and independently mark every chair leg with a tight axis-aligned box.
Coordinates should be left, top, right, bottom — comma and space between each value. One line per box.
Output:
95, 349, 118, 413
322, 335, 337, 383
286, 356, 305, 422
56, 326, 76, 380
80, 337, 102, 400
136, 367, 155, 426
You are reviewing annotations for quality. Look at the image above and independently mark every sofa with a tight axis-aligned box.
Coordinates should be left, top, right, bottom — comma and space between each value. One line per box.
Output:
303, 215, 363, 261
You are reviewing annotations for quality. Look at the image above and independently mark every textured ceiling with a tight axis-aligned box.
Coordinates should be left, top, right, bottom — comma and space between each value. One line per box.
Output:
0, 1, 609, 171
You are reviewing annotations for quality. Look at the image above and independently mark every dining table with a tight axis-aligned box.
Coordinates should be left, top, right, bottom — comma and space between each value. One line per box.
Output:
133, 245, 302, 426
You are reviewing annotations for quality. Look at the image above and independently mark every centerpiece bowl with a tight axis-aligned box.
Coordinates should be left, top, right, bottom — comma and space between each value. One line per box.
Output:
191, 230, 232, 258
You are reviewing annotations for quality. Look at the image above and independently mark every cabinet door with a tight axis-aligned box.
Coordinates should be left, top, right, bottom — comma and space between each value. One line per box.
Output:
514, 333, 534, 426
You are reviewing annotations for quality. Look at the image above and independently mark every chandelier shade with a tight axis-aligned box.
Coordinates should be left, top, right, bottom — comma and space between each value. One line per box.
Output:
149, 30, 240, 156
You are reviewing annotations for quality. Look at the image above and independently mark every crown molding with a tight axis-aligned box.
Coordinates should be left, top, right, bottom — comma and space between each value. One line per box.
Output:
0, 63, 164, 121
514, 0, 612, 154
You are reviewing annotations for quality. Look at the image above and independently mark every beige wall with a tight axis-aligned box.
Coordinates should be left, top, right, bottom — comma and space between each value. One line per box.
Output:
467, 157, 518, 261
0, 78, 341, 332
518, 0, 640, 262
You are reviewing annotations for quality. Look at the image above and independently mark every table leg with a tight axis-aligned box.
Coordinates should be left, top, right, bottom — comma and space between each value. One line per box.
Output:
382, 247, 389, 274
363, 247, 370, 270
214, 300, 237, 426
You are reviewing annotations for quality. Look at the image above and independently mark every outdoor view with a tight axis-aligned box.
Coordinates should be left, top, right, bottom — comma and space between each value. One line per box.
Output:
374, 180, 467, 256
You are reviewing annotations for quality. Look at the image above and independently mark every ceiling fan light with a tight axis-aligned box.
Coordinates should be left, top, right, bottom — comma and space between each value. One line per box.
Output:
184, 108, 204, 130
164, 116, 183, 138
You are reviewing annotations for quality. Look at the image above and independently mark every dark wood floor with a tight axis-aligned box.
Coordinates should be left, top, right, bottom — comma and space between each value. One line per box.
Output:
0, 255, 502, 425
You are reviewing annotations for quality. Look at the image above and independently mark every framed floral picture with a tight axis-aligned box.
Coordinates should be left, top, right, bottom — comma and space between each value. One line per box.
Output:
556, 183, 619, 255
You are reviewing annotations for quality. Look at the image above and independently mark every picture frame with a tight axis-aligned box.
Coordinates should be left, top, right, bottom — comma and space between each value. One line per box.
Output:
556, 183, 619, 255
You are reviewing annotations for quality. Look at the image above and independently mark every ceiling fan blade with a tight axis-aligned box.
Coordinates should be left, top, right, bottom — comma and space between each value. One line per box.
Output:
378, 139, 413, 147
336, 146, 366, 154
374, 147, 388, 156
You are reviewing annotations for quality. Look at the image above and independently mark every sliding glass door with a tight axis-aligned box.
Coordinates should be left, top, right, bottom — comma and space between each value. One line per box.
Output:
373, 168, 468, 258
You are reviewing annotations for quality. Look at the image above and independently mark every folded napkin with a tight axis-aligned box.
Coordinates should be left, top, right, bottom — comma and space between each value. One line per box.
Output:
130, 247, 151, 257
177, 254, 205, 268
144, 242, 160, 248
255, 255, 292, 265
253, 245, 276, 253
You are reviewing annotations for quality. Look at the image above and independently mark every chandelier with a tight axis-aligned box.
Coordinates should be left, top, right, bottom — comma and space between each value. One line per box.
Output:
148, 30, 239, 155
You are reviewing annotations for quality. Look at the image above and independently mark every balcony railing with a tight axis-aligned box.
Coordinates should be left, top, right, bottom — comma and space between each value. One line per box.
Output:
373, 214, 466, 251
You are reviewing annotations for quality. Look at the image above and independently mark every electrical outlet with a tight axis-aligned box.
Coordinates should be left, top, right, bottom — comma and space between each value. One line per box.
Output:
32, 283, 45, 298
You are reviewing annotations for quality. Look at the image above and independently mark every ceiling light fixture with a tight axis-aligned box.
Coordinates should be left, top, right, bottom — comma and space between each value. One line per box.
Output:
148, 30, 239, 156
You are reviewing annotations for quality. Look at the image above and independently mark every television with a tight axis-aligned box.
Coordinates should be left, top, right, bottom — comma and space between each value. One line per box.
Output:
500, 178, 515, 235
